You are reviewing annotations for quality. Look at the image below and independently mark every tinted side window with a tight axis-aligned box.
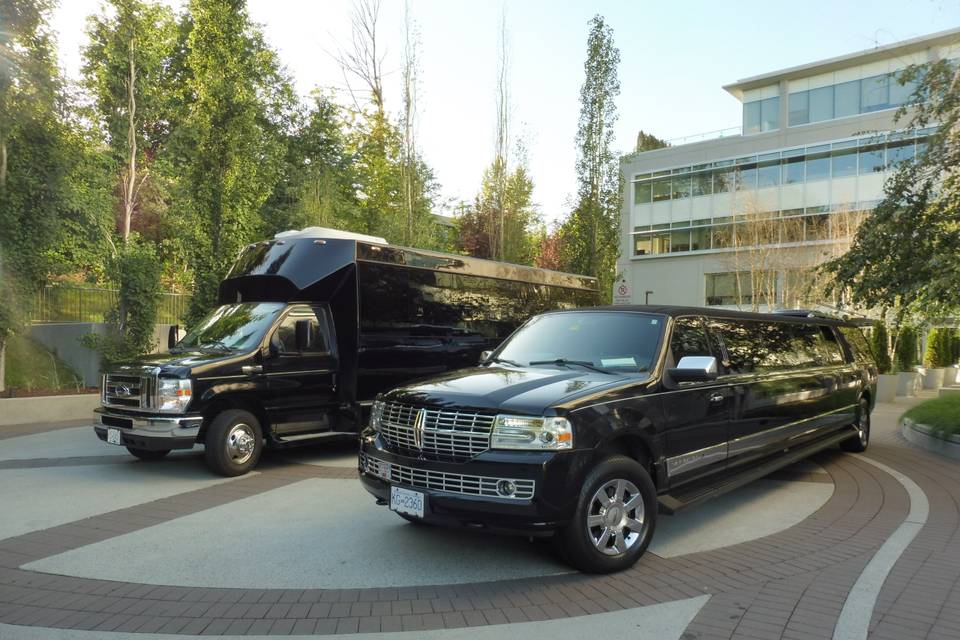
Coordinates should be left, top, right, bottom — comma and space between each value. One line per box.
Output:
839, 326, 873, 364
670, 317, 713, 363
816, 326, 846, 365
708, 319, 760, 374
271, 305, 333, 355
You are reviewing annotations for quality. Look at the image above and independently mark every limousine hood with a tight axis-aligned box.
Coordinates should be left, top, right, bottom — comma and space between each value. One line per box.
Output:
110, 349, 252, 379
384, 365, 646, 415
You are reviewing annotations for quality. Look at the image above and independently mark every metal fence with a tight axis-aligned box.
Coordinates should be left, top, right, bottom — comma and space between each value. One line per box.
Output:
31, 285, 190, 325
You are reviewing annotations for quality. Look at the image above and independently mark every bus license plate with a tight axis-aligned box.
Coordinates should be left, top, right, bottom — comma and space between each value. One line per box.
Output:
390, 486, 425, 518
106, 428, 122, 445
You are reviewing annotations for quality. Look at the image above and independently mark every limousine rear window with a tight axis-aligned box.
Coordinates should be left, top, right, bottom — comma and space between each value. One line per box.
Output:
496, 311, 664, 374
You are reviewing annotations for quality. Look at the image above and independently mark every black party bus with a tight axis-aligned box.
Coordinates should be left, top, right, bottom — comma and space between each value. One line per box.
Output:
92, 228, 599, 476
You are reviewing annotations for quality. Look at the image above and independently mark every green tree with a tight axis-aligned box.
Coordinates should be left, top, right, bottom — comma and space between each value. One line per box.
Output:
0, 0, 74, 287
82, 0, 178, 243
262, 92, 360, 235
827, 59, 960, 309
923, 328, 953, 368
559, 15, 622, 301
177, 0, 296, 324
635, 129, 667, 153
894, 325, 918, 372
870, 321, 892, 374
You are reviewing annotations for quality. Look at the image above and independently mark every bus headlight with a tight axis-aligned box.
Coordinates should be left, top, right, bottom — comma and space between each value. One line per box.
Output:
156, 378, 192, 413
491, 415, 573, 450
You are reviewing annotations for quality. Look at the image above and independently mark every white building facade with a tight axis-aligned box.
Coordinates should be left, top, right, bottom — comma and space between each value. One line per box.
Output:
616, 28, 960, 310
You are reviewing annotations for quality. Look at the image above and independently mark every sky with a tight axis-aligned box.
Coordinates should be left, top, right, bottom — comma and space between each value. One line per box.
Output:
51, 0, 959, 225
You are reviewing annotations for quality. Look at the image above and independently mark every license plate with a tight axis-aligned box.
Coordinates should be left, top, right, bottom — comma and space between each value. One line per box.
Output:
106, 428, 122, 445
390, 486, 425, 518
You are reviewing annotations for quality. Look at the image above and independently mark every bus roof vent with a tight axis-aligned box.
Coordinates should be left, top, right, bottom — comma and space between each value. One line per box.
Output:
274, 226, 387, 244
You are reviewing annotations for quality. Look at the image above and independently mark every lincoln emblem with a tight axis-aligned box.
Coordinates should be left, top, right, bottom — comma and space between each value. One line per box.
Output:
413, 408, 427, 449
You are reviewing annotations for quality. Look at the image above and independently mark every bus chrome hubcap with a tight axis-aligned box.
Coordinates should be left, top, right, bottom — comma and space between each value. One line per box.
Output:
587, 479, 645, 556
227, 423, 256, 464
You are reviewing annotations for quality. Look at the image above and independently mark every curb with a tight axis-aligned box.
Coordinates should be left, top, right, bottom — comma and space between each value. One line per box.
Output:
0, 394, 99, 428
901, 417, 960, 461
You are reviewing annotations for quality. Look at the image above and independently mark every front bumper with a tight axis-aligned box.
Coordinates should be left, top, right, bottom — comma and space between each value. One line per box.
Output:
358, 431, 588, 535
92, 408, 202, 451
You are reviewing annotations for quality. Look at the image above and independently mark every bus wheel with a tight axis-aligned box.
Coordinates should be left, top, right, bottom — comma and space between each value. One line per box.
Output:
204, 410, 263, 476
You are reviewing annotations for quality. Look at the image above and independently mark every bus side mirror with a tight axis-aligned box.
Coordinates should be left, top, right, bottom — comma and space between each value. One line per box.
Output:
167, 325, 180, 350
479, 350, 492, 363
295, 320, 313, 352
668, 356, 719, 382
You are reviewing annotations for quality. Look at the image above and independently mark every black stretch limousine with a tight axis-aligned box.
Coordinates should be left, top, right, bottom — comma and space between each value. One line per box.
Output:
359, 306, 877, 573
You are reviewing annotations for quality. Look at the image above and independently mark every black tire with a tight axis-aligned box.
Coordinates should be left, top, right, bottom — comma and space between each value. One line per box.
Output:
840, 397, 870, 453
557, 455, 657, 574
126, 447, 170, 461
203, 409, 263, 476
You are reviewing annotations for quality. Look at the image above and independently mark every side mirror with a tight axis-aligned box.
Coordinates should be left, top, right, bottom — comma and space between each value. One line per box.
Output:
295, 319, 313, 352
167, 325, 180, 350
668, 356, 719, 383
479, 350, 493, 364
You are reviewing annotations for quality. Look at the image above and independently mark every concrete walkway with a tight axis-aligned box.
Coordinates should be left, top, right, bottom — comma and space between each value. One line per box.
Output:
0, 394, 955, 639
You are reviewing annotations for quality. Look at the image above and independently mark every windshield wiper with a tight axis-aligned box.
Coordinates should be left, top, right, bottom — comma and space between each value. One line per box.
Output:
197, 340, 233, 353
528, 358, 615, 375
488, 356, 522, 367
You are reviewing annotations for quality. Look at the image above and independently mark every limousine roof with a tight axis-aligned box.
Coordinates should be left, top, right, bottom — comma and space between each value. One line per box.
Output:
581, 305, 853, 326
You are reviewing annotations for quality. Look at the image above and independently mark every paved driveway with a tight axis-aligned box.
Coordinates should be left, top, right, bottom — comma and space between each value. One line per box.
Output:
0, 395, 956, 639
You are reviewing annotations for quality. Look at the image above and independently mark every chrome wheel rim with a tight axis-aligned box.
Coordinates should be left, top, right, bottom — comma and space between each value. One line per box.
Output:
226, 423, 256, 465
858, 407, 870, 446
586, 478, 645, 556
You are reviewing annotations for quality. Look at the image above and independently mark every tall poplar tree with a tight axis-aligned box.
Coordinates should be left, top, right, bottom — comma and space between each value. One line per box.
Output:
179, 0, 296, 323
560, 15, 621, 301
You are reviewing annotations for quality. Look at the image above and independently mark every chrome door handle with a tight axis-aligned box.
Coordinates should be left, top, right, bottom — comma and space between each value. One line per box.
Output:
242, 365, 263, 375
709, 392, 725, 403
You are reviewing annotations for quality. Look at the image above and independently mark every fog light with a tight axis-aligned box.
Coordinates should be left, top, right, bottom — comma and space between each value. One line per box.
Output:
497, 479, 517, 497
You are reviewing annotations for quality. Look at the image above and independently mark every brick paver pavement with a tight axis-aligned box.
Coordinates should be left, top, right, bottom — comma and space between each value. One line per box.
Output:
0, 394, 954, 638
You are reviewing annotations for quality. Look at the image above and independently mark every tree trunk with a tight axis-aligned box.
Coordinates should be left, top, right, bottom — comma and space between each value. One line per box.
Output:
0, 337, 6, 394
0, 134, 7, 190
122, 37, 137, 243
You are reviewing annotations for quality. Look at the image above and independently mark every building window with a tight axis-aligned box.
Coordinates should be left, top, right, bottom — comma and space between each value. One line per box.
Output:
805, 151, 830, 181
831, 147, 857, 178
834, 80, 861, 118
809, 85, 834, 122
672, 174, 691, 199
788, 91, 809, 126
634, 182, 652, 204
782, 156, 804, 184
705, 272, 771, 307
758, 160, 780, 188
736, 165, 758, 191
692, 172, 711, 197
743, 96, 779, 134
690, 226, 711, 251
861, 74, 889, 112
858, 146, 884, 174
886, 140, 915, 168
652, 178, 671, 202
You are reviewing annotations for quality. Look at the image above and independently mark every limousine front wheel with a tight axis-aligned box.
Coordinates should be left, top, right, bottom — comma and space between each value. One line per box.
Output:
840, 398, 870, 453
558, 455, 656, 573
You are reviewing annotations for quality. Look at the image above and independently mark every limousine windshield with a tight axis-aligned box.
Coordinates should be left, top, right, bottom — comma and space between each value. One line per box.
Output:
492, 311, 664, 374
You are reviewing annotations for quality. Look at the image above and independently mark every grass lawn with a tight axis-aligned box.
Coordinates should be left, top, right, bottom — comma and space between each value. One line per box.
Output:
903, 394, 960, 439
3, 335, 84, 392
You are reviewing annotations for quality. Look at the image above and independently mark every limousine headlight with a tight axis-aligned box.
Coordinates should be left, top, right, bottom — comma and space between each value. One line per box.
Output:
370, 399, 385, 431
156, 378, 192, 413
491, 415, 573, 450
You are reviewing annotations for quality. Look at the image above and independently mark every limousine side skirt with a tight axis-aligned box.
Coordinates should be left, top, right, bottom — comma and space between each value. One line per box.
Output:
657, 426, 857, 515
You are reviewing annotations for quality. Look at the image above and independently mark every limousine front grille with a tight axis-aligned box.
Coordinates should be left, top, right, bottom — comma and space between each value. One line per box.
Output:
375, 401, 495, 461
103, 374, 154, 410
361, 454, 535, 500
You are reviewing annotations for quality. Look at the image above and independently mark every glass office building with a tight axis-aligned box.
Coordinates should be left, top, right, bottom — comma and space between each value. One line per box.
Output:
617, 28, 960, 309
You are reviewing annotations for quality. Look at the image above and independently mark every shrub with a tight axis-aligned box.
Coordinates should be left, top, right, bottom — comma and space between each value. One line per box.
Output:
894, 326, 919, 371
870, 321, 892, 374
924, 328, 953, 368
82, 240, 162, 365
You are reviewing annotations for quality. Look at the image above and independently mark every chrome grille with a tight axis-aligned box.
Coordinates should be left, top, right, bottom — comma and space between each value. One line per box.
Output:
362, 454, 535, 500
103, 374, 153, 410
376, 401, 495, 461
